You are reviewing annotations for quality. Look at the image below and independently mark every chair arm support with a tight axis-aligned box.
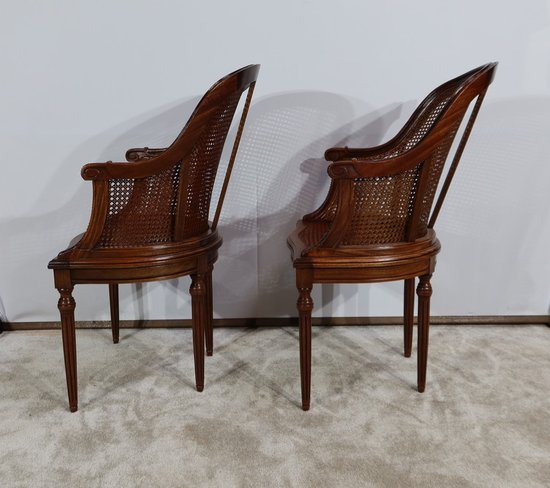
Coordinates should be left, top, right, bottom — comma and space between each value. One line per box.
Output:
125, 147, 167, 162
302, 180, 337, 222
74, 180, 110, 250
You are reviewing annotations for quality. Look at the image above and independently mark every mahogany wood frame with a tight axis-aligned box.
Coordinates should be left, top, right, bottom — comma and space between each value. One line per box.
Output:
48, 65, 260, 412
288, 63, 497, 410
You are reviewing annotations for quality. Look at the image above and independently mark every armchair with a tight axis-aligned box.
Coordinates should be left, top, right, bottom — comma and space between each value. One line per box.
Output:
288, 63, 497, 410
49, 64, 260, 411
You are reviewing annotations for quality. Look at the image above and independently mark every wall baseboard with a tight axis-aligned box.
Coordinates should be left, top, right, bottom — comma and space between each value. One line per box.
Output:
3, 315, 549, 331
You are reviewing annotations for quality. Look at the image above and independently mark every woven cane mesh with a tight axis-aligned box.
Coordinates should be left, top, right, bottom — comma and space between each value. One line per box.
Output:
95, 91, 242, 247
370, 85, 458, 162
415, 117, 463, 236
342, 165, 421, 245
97, 163, 182, 247
178, 92, 242, 238
342, 84, 466, 245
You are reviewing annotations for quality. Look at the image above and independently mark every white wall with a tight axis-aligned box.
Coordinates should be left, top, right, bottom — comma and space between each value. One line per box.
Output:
1, 0, 549, 322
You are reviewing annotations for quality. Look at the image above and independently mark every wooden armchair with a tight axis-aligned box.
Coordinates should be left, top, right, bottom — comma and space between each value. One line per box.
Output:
49, 65, 260, 412
287, 63, 497, 410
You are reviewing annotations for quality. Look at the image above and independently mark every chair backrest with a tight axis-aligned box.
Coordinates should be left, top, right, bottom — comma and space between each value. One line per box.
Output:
340, 63, 496, 246
96, 65, 259, 248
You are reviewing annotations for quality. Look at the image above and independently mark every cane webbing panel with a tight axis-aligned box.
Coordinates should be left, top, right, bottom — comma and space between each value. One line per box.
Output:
97, 163, 182, 248
342, 84, 467, 245
342, 166, 421, 245
95, 92, 242, 247
178, 92, 241, 238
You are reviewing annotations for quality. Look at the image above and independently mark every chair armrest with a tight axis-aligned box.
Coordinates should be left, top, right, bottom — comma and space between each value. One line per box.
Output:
82, 151, 178, 181
327, 130, 441, 179
324, 142, 397, 162
125, 147, 167, 161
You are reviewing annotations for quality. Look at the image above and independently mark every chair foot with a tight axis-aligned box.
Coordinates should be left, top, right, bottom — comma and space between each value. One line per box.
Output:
205, 268, 213, 356
297, 279, 313, 411
416, 274, 432, 393
57, 281, 78, 413
109, 284, 119, 344
190, 273, 206, 392
404, 278, 415, 358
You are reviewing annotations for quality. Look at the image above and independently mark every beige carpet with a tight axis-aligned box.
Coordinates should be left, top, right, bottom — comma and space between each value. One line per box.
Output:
1, 325, 549, 487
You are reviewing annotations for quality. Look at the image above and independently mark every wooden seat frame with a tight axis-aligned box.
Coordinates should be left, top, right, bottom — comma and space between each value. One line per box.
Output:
288, 63, 497, 410
49, 65, 260, 412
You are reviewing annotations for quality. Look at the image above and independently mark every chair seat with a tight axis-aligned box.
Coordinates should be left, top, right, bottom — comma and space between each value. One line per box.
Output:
288, 220, 441, 282
48, 229, 223, 284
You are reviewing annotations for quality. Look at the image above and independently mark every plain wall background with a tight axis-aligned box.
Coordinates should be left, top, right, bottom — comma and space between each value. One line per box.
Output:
1, 0, 549, 322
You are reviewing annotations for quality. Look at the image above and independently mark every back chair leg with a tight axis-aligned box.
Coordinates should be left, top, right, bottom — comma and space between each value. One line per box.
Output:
205, 268, 213, 356
190, 274, 206, 392
57, 285, 78, 412
403, 278, 415, 358
416, 274, 432, 393
109, 284, 119, 344
297, 272, 313, 411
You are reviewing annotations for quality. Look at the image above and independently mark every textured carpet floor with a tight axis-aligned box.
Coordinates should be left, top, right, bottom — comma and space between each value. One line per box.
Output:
1, 325, 549, 487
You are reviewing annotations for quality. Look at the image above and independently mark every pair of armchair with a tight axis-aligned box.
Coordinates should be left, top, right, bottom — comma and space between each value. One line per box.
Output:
49, 63, 497, 411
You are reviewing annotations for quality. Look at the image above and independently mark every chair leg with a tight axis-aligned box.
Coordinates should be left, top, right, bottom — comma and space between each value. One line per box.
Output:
205, 268, 213, 356
190, 273, 206, 392
109, 284, 119, 344
297, 275, 313, 411
404, 278, 415, 358
416, 274, 432, 393
57, 285, 78, 412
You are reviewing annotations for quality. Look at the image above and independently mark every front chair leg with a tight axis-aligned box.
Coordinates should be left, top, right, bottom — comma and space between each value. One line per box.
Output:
205, 268, 214, 356
297, 281, 313, 411
416, 274, 433, 393
57, 286, 78, 412
109, 284, 119, 344
403, 278, 415, 358
190, 274, 206, 392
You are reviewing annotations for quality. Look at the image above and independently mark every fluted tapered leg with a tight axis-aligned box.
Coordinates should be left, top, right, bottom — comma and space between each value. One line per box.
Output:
57, 286, 77, 412
404, 278, 415, 358
205, 269, 213, 356
416, 274, 432, 393
190, 274, 206, 392
109, 284, 119, 344
297, 277, 313, 411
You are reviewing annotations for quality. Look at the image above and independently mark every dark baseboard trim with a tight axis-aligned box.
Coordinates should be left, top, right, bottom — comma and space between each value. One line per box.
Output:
3, 315, 549, 331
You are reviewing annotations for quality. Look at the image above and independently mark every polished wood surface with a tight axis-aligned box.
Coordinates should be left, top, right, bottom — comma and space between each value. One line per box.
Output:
49, 65, 260, 411
288, 63, 497, 410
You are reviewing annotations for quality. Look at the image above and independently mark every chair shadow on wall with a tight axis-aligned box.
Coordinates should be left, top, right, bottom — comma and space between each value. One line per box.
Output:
0, 89, 404, 328
116, 92, 407, 326
214, 94, 550, 327
2, 95, 550, 331
0, 96, 200, 323
212, 92, 406, 320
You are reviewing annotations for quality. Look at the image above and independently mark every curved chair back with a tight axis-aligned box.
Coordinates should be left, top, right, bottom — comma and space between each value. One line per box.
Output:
96, 65, 259, 248
337, 63, 496, 246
